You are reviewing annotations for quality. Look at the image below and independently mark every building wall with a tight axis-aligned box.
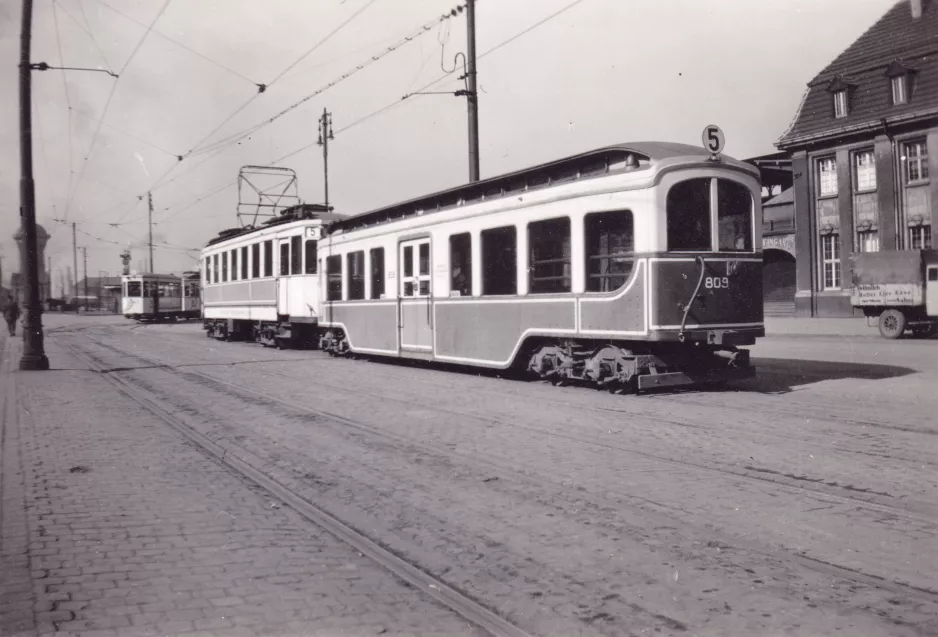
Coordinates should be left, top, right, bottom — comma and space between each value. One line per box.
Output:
791, 121, 937, 317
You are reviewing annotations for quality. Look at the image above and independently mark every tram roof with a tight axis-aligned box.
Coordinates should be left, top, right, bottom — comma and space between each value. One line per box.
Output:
330, 142, 757, 233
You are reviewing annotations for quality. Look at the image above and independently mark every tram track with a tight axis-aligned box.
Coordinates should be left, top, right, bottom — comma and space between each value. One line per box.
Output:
58, 334, 534, 637
64, 329, 938, 608
82, 326, 937, 520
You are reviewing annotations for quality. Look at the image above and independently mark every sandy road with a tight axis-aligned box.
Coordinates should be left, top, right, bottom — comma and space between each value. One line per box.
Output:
51, 317, 938, 636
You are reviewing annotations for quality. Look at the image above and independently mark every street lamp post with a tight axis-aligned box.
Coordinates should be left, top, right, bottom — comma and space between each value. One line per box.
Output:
18, 0, 49, 370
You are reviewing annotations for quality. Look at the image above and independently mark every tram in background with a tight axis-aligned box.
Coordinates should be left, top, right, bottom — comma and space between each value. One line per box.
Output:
121, 272, 202, 322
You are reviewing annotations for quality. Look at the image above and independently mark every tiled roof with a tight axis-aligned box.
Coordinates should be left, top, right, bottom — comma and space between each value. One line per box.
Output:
777, 0, 938, 148
764, 187, 793, 208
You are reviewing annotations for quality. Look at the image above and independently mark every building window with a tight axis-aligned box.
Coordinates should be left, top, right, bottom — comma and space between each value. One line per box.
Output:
717, 179, 753, 251
854, 150, 876, 192
251, 244, 260, 278
821, 234, 841, 290
904, 140, 929, 183
481, 226, 517, 295
240, 246, 248, 280
449, 233, 472, 296
910, 226, 932, 250
326, 255, 342, 300
833, 90, 848, 118
346, 251, 365, 300
585, 210, 633, 292
857, 230, 879, 253
817, 157, 838, 197
263, 240, 272, 277
370, 248, 384, 299
891, 75, 908, 105
666, 178, 711, 251
528, 217, 571, 293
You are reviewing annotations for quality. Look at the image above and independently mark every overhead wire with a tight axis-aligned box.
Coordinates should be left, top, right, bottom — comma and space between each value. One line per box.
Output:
65, 0, 174, 219
51, 1, 75, 212
55, 0, 115, 74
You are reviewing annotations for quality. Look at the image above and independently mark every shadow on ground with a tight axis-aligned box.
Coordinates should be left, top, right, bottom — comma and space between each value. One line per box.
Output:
733, 357, 917, 394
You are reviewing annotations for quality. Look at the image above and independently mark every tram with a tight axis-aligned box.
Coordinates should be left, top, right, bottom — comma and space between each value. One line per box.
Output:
201, 134, 764, 391
121, 272, 202, 322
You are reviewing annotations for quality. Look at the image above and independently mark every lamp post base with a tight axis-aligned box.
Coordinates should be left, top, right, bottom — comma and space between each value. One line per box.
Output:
19, 353, 49, 370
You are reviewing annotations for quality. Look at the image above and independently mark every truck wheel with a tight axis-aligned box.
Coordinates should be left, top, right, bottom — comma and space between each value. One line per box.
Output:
878, 309, 907, 339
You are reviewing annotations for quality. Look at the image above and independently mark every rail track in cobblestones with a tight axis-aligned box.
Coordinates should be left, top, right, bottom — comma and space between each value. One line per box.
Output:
65, 330, 938, 609
79, 327, 936, 522
60, 335, 534, 637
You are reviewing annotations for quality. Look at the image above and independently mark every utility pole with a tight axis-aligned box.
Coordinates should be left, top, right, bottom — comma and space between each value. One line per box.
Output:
465, 0, 480, 182
147, 192, 154, 273
17, 0, 49, 369
317, 108, 334, 208
81, 247, 88, 301
72, 221, 78, 297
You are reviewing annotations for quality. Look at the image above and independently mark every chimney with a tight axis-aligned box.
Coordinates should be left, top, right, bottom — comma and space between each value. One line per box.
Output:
911, 0, 923, 19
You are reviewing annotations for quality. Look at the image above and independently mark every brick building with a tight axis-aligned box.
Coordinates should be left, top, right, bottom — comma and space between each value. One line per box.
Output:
776, 0, 938, 316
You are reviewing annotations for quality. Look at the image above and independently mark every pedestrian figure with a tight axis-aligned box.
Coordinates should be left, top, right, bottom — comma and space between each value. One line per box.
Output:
3, 296, 21, 336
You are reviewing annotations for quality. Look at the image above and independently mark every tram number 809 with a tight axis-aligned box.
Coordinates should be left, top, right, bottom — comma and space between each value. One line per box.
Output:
705, 276, 730, 289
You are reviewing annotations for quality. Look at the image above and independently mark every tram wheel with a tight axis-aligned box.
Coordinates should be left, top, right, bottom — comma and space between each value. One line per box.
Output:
878, 309, 906, 339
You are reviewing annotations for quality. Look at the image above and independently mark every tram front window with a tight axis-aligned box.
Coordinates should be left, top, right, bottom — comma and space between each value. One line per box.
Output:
666, 178, 711, 251
717, 179, 753, 252
126, 281, 142, 297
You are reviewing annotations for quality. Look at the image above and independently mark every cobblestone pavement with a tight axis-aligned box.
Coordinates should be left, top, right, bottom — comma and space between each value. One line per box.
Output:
0, 330, 483, 637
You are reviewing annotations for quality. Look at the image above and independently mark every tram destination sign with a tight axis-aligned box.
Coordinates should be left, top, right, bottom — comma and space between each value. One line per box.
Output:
851, 283, 923, 307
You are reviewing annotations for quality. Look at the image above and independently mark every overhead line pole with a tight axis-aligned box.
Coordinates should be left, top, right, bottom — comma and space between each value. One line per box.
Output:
72, 222, 78, 296
317, 108, 334, 209
148, 192, 154, 273
466, 0, 480, 182
81, 247, 88, 301
17, 0, 49, 369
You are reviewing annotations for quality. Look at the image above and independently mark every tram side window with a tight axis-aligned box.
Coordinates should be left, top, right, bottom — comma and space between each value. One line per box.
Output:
263, 240, 273, 277
222, 252, 229, 282
290, 236, 302, 275
529, 217, 571, 293
717, 179, 753, 252
370, 248, 385, 299
280, 242, 290, 276
449, 233, 472, 296
347, 251, 365, 300
481, 226, 517, 296
304, 240, 318, 274
212, 255, 219, 284
203, 259, 210, 285
586, 210, 634, 292
231, 249, 239, 281
667, 178, 711, 251
326, 255, 342, 300
251, 244, 260, 278
240, 246, 249, 279
126, 281, 141, 297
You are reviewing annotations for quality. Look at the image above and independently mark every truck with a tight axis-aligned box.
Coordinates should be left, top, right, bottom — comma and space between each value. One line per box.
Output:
849, 249, 938, 339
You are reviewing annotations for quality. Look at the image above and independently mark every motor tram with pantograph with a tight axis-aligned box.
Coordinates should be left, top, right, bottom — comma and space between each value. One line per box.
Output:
200, 204, 347, 346
200, 138, 764, 392
121, 271, 201, 322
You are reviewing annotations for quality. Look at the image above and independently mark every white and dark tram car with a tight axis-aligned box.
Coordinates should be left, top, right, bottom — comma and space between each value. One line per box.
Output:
201, 204, 346, 347
121, 272, 202, 322
202, 142, 764, 391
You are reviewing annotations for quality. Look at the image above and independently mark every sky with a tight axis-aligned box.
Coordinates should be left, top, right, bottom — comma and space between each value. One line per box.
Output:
0, 0, 899, 293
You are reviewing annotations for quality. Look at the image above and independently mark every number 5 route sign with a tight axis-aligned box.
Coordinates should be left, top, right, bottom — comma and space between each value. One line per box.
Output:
702, 125, 725, 154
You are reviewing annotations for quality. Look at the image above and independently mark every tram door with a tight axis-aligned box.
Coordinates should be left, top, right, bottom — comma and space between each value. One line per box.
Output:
399, 239, 433, 352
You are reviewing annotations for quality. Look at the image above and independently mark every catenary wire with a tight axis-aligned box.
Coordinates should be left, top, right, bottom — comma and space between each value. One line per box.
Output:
51, 1, 75, 212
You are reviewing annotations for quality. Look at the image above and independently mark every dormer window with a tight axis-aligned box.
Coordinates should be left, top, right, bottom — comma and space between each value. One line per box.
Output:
826, 77, 852, 119
885, 61, 914, 106
833, 91, 848, 118
891, 75, 908, 104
